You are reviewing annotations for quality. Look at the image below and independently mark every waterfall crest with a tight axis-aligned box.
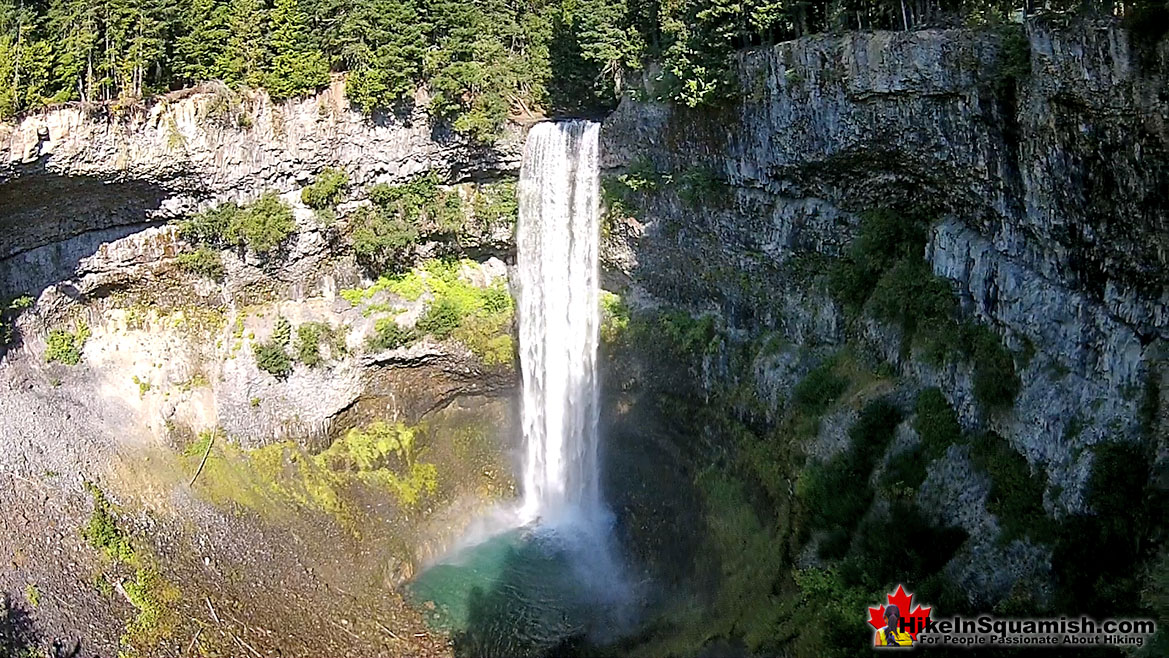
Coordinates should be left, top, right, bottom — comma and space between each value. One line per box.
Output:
517, 120, 602, 524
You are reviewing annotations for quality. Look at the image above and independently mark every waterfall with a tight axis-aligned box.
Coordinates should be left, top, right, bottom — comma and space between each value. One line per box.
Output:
517, 120, 602, 524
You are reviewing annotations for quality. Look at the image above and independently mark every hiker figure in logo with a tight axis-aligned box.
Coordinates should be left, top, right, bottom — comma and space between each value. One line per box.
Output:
874, 604, 914, 647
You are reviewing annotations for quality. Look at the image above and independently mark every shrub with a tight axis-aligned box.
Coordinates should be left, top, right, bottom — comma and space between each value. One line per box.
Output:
271, 316, 292, 347
828, 209, 928, 310
176, 247, 225, 280
82, 482, 134, 563
914, 388, 961, 459
226, 193, 296, 254
967, 432, 1049, 543
178, 203, 238, 246
654, 310, 720, 356
350, 205, 420, 272
600, 292, 630, 344
295, 323, 323, 366
472, 180, 518, 229
967, 325, 1020, 410
253, 341, 292, 379
416, 296, 462, 339
180, 194, 296, 255
868, 259, 956, 335
799, 399, 902, 556
367, 318, 415, 351
792, 360, 847, 416
45, 321, 90, 365
301, 167, 349, 209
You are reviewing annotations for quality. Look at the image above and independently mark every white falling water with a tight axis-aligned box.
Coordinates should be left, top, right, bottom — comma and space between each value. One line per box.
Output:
517, 120, 602, 524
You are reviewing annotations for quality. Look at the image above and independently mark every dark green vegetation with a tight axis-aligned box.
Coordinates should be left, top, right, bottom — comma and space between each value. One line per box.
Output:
301, 167, 348, 210
829, 208, 1020, 411
350, 174, 516, 273
3, 0, 1140, 134
253, 315, 292, 378
178, 192, 296, 256
609, 303, 1168, 657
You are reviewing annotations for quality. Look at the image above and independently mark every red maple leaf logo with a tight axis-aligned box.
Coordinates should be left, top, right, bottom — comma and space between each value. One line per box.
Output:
867, 584, 932, 641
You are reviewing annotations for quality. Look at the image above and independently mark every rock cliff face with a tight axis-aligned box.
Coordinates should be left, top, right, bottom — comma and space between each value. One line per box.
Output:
0, 83, 523, 657
0, 79, 522, 295
602, 19, 1165, 492
599, 17, 1167, 608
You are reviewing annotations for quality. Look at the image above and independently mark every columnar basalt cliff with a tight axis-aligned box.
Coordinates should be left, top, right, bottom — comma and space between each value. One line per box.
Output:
0, 16, 1166, 658
597, 17, 1168, 634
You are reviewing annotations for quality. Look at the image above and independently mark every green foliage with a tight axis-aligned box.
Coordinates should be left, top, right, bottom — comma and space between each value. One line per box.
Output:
831, 208, 1020, 411
45, 320, 90, 365
798, 400, 902, 558
967, 324, 1021, 410
122, 566, 182, 650
829, 209, 929, 312
868, 259, 956, 333
294, 323, 322, 365
179, 194, 296, 255
254, 322, 293, 378
349, 173, 466, 272
471, 180, 518, 230
653, 310, 721, 356
1, 294, 34, 346
600, 291, 630, 344
176, 246, 225, 280
301, 167, 349, 209
264, 0, 330, 99
791, 360, 847, 416
416, 296, 461, 338
82, 482, 135, 563
23, 584, 39, 607
226, 193, 297, 254
913, 388, 961, 459
367, 318, 415, 351
967, 432, 1049, 544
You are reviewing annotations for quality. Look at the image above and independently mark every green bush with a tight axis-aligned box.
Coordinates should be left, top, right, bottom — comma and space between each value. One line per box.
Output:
367, 318, 416, 351
180, 194, 296, 255
914, 388, 961, 459
828, 209, 928, 310
45, 321, 90, 365
178, 203, 237, 246
272, 316, 292, 348
82, 482, 134, 563
868, 259, 956, 334
350, 205, 420, 272
792, 360, 847, 416
967, 432, 1049, 544
799, 399, 902, 557
226, 193, 297, 254
176, 247, 225, 280
416, 296, 462, 339
654, 310, 721, 356
295, 323, 323, 366
301, 167, 349, 209
254, 340, 292, 379
967, 325, 1020, 410
472, 180, 518, 229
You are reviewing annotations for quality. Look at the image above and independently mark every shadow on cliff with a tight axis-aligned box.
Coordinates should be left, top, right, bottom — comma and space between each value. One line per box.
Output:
0, 172, 170, 301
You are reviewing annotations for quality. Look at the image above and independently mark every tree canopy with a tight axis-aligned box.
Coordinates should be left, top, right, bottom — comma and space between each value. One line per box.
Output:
0, 0, 1158, 135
